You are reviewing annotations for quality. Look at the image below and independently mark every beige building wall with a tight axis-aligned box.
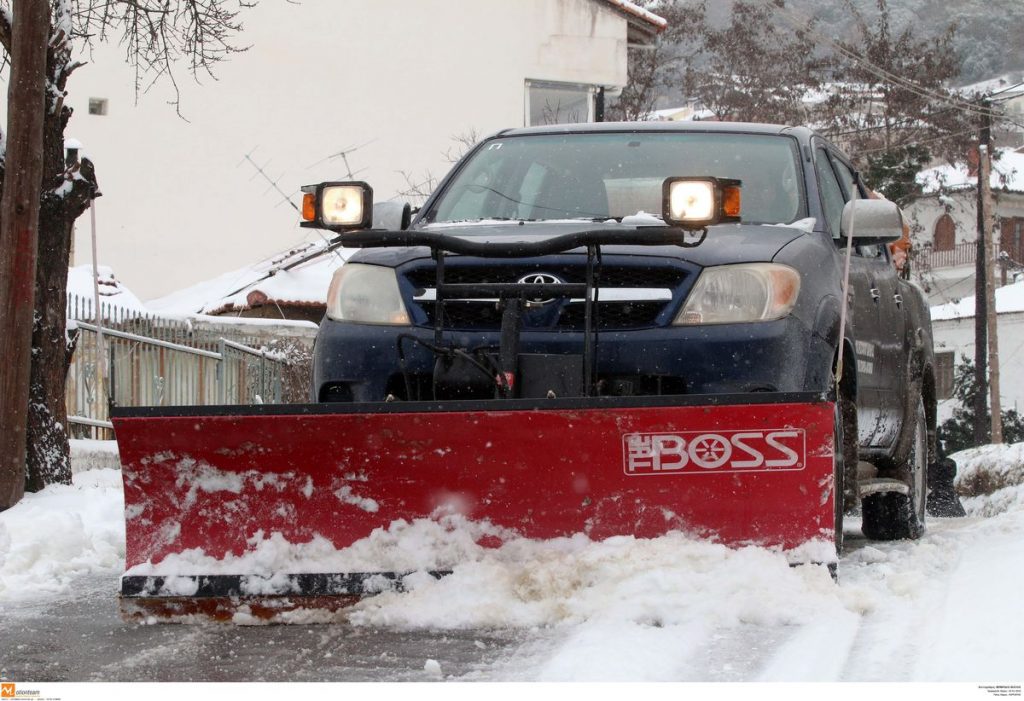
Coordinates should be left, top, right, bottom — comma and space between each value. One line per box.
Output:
18, 0, 637, 299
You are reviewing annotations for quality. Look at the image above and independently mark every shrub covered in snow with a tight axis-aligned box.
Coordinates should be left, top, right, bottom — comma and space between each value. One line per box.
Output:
952, 442, 1024, 517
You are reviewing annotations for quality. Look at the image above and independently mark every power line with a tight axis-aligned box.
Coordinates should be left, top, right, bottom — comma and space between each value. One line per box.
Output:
766, 1, 1010, 121
855, 128, 978, 155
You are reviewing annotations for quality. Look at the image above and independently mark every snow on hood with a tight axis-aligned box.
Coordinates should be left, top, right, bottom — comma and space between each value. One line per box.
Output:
931, 279, 1024, 320
148, 240, 353, 315
917, 148, 1024, 195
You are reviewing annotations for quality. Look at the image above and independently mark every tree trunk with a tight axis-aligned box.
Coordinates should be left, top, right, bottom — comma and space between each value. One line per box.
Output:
0, 0, 51, 509
22, 27, 100, 491
25, 187, 76, 490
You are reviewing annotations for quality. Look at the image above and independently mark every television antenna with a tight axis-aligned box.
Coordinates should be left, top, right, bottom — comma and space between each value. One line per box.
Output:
307, 138, 376, 179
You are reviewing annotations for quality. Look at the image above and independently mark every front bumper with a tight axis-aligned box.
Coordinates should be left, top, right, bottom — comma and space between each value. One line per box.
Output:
312, 314, 829, 402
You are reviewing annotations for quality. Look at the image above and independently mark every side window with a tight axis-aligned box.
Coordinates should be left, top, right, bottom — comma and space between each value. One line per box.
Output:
815, 147, 845, 237
832, 157, 861, 201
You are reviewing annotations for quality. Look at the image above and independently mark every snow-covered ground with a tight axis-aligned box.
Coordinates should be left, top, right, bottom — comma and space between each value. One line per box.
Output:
2, 442, 1023, 682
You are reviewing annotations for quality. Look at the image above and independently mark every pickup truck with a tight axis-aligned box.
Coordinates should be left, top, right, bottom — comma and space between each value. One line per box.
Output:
306, 121, 938, 546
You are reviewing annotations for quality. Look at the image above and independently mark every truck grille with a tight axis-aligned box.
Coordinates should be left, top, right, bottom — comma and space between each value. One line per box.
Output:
402, 262, 687, 331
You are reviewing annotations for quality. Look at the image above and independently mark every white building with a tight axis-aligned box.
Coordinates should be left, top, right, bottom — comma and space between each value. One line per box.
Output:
904, 148, 1024, 306
931, 280, 1024, 421
10, 0, 664, 301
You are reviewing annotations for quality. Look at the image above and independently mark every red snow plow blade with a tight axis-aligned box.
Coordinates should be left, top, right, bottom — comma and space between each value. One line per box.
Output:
113, 393, 837, 622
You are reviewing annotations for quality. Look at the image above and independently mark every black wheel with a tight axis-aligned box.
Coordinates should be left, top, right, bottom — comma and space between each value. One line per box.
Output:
862, 397, 927, 540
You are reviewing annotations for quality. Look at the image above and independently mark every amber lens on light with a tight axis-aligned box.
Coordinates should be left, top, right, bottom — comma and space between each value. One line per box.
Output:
722, 186, 741, 218
302, 193, 316, 221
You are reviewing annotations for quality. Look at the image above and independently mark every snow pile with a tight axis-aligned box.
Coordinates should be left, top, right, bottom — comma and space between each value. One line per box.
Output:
69, 438, 120, 474
346, 530, 842, 635
952, 441, 1024, 517
0, 469, 125, 603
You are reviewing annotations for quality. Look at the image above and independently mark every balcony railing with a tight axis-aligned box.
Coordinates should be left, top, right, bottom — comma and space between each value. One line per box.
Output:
916, 242, 977, 270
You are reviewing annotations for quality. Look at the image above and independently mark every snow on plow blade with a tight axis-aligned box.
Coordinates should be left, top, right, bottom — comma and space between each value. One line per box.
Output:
113, 393, 836, 622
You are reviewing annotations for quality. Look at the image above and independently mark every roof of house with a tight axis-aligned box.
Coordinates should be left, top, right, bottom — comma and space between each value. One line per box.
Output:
598, 0, 667, 30
931, 279, 1024, 321
954, 74, 1024, 97
917, 148, 1024, 196
67, 264, 148, 315
147, 240, 350, 316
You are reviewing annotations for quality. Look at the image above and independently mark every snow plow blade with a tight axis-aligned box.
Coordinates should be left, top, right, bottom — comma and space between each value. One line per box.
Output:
113, 393, 837, 622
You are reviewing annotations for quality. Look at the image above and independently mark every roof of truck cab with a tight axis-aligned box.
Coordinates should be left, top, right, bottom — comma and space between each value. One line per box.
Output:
497, 121, 814, 139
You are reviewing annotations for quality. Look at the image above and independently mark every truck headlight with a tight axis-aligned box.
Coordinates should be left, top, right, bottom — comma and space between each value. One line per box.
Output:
326, 264, 410, 325
674, 263, 800, 325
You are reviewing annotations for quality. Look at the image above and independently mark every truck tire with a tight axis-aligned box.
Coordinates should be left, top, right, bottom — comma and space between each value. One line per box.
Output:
861, 398, 927, 541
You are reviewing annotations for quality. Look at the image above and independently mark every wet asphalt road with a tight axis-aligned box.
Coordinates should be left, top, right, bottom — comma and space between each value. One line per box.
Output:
0, 575, 533, 682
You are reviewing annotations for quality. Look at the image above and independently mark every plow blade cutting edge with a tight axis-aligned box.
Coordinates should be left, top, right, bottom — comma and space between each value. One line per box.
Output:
113, 393, 837, 622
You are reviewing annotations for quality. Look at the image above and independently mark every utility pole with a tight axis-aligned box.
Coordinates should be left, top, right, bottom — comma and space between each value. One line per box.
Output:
0, 0, 51, 510
972, 105, 989, 446
980, 102, 1002, 444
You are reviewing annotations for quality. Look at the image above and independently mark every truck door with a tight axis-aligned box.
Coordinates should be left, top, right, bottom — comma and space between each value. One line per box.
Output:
813, 145, 888, 448
831, 156, 905, 449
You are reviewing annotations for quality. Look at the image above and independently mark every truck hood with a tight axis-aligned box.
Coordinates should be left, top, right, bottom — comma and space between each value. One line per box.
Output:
346, 221, 812, 268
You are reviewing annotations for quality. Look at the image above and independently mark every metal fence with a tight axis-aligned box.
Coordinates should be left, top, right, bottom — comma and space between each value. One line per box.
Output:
916, 242, 976, 270
67, 293, 290, 439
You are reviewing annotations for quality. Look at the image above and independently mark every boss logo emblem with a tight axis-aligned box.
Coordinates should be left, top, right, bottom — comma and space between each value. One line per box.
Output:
623, 429, 806, 475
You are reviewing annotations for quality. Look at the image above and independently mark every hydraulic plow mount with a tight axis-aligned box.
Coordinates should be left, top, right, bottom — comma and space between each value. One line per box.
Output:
113, 225, 839, 623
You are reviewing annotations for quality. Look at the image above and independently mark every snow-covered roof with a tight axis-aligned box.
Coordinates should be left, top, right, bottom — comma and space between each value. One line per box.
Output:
643, 105, 716, 122
917, 148, 1024, 195
148, 240, 352, 316
598, 0, 667, 29
67, 264, 148, 314
931, 279, 1024, 321
955, 74, 1024, 97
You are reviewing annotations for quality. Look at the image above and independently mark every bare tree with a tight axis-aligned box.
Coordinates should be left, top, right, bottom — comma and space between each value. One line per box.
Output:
0, 0, 255, 498
680, 1, 831, 125
607, 1, 704, 121
815, 0, 973, 175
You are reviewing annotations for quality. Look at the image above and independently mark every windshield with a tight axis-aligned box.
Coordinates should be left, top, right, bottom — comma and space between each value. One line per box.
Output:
426, 132, 805, 226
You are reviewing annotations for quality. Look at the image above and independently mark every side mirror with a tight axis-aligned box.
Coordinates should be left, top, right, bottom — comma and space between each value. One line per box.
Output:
840, 199, 903, 245
373, 201, 412, 231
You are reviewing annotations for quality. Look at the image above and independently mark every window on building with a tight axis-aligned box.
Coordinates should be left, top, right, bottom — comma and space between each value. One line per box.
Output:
525, 81, 594, 126
88, 98, 108, 116
935, 351, 955, 400
934, 213, 956, 252
1001, 217, 1024, 264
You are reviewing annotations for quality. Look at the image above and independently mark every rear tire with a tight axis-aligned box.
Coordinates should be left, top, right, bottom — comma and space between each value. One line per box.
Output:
862, 398, 927, 541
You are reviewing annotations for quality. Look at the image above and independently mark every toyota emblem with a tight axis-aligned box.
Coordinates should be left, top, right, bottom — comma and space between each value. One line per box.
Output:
517, 272, 562, 305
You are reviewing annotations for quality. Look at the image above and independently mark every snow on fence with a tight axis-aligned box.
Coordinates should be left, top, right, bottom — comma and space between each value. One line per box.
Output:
66, 293, 289, 439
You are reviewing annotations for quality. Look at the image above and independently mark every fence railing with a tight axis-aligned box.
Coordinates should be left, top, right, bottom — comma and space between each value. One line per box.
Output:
916, 242, 977, 270
67, 293, 290, 440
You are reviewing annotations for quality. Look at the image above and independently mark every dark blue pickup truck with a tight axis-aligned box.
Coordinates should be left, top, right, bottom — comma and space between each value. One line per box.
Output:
305, 122, 939, 546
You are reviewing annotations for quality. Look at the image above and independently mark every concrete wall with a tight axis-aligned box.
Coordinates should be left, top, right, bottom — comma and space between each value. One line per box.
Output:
7, 0, 634, 300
